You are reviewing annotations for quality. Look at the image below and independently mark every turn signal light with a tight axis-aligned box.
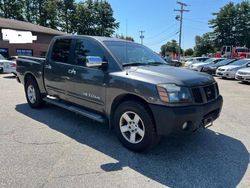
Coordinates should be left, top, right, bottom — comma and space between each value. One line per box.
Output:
157, 86, 169, 103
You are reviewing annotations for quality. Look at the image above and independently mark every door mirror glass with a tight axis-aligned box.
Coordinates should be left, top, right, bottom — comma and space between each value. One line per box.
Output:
86, 56, 107, 68
247, 63, 250, 67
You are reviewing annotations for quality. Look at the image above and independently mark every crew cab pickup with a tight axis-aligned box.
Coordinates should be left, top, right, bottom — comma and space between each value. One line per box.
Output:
16, 36, 223, 152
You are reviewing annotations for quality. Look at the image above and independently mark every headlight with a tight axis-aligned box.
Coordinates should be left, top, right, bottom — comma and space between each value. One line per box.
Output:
227, 68, 235, 71
157, 84, 192, 103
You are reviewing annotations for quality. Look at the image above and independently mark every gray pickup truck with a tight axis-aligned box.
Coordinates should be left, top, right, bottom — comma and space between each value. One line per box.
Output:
16, 35, 223, 152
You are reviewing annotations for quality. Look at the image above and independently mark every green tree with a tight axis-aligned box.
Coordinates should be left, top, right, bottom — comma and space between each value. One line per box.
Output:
209, 1, 250, 48
193, 33, 216, 56
0, 0, 24, 20
160, 40, 182, 57
58, 0, 76, 33
46, 0, 58, 29
76, 0, 119, 36
115, 34, 134, 42
185, 48, 194, 56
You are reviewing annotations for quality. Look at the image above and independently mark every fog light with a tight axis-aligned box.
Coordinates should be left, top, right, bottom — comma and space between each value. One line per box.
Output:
182, 122, 188, 130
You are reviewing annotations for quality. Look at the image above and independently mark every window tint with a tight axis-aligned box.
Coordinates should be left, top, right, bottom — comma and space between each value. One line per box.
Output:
74, 39, 105, 66
51, 39, 72, 63
226, 47, 231, 52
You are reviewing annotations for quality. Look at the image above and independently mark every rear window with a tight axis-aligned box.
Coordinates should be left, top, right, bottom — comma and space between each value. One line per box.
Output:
51, 39, 72, 63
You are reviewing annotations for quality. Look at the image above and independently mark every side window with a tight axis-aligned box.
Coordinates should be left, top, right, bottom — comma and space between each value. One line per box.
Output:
51, 39, 72, 63
74, 39, 105, 67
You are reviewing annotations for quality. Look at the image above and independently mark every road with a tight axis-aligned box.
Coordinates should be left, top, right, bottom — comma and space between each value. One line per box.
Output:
0, 74, 249, 188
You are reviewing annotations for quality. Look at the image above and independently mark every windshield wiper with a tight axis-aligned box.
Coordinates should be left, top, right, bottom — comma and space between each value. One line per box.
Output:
147, 62, 167, 66
123, 62, 147, 67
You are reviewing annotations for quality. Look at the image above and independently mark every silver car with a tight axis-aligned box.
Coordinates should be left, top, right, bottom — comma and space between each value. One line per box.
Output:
216, 59, 250, 79
190, 58, 225, 72
235, 66, 250, 83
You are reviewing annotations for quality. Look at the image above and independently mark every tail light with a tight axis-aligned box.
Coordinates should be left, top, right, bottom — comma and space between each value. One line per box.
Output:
11, 63, 16, 68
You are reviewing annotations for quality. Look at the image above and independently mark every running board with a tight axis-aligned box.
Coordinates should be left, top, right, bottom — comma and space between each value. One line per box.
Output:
43, 97, 105, 123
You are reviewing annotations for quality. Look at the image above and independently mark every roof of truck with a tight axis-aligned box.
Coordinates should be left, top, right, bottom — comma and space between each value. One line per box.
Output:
55, 35, 132, 43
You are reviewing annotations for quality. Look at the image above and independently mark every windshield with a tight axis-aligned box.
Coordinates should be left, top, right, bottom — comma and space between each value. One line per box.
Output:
230, 59, 250, 66
104, 41, 166, 66
203, 58, 215, 63
214, 59, 235, 66
0, 54, 6, 60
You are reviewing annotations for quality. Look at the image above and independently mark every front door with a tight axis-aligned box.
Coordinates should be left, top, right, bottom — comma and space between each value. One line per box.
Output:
66, 38, 107, 113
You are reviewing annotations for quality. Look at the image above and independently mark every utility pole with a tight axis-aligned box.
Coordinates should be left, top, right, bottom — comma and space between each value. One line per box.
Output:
174, 1, 190, 61
139, 31, 145, 45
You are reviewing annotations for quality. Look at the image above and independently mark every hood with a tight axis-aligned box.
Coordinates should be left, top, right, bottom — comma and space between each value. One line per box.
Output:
192, 62, 211, 67
237, 67, 250, 73
125, 65, 214, 87
219, 65, 241, 70
0, 60, 13, 64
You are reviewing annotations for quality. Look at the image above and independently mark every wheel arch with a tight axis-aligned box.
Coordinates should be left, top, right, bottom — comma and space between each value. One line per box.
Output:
109, 94, 156, 130
24, 72, 37, 86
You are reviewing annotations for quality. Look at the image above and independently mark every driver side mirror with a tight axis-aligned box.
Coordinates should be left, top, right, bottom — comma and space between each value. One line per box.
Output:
86, 56, 108, 68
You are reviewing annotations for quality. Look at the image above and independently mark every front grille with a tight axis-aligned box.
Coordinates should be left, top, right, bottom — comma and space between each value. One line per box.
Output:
204, 84, 216, 101
192, 88, 203, 103
238, 71, 250, 75
192, 83, 218, 104
218, 68, 225, 71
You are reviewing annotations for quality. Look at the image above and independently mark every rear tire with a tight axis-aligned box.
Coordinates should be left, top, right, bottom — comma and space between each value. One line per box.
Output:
113, 101, 160, 152
25, 77, 45, 108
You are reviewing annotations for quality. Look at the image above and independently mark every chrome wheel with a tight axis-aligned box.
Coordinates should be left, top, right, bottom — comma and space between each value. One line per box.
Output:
119, 111, 145, 144
27, 85, 36, 104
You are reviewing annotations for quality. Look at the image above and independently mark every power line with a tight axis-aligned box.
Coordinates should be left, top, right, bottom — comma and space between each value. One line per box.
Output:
145, 30, 179, 46
146, 22, 178, 40
174, 1, 190, 60
139, 30, 145, 45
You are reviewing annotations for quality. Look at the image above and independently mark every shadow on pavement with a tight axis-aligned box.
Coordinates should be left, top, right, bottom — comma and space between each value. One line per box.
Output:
15, 103, 249, 187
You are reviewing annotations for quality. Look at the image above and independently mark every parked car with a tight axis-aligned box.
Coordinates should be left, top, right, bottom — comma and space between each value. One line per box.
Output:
164, 58, 182, 67
0, 54, 14, 74
185, 57, 210, 67
3, 56, 18, 75
201, 59, 237, 75
190, 58, 226, 72
216, 59, 250, 79
16, 36, 223, 152
235, 66, 250, 83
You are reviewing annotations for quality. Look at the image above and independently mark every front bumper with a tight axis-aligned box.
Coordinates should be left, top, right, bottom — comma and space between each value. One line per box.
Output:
216, 70, 236, 78
149, 96, 223, 136
235, 73, 250, 82
190, 66, 201, 72
202, 68, 216, 75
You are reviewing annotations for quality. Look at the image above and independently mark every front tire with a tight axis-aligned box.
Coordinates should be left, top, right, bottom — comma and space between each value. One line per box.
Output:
113, 101, 160, 152
25, 77, 45, 108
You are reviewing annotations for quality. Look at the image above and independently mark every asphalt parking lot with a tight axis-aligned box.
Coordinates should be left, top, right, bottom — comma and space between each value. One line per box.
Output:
0, 74, 249, 188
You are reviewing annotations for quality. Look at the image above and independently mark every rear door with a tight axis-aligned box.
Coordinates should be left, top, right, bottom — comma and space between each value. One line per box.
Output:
65, 38, 107, 113
44, 38, 74, 100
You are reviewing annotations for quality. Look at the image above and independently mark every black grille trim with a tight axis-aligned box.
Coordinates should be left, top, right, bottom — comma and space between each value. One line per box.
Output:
191, 88, 203, 103
191, 83, 218, 104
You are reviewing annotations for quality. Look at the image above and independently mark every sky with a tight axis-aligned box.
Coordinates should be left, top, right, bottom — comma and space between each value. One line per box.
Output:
104, 0, 243, 52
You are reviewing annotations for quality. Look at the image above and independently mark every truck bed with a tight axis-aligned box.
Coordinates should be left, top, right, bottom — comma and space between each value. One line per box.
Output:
16, 56, 46, 93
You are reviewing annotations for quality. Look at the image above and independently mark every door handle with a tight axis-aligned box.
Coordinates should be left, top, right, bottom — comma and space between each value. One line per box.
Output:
45, 64, 52, 69
68, 69, 76, 75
